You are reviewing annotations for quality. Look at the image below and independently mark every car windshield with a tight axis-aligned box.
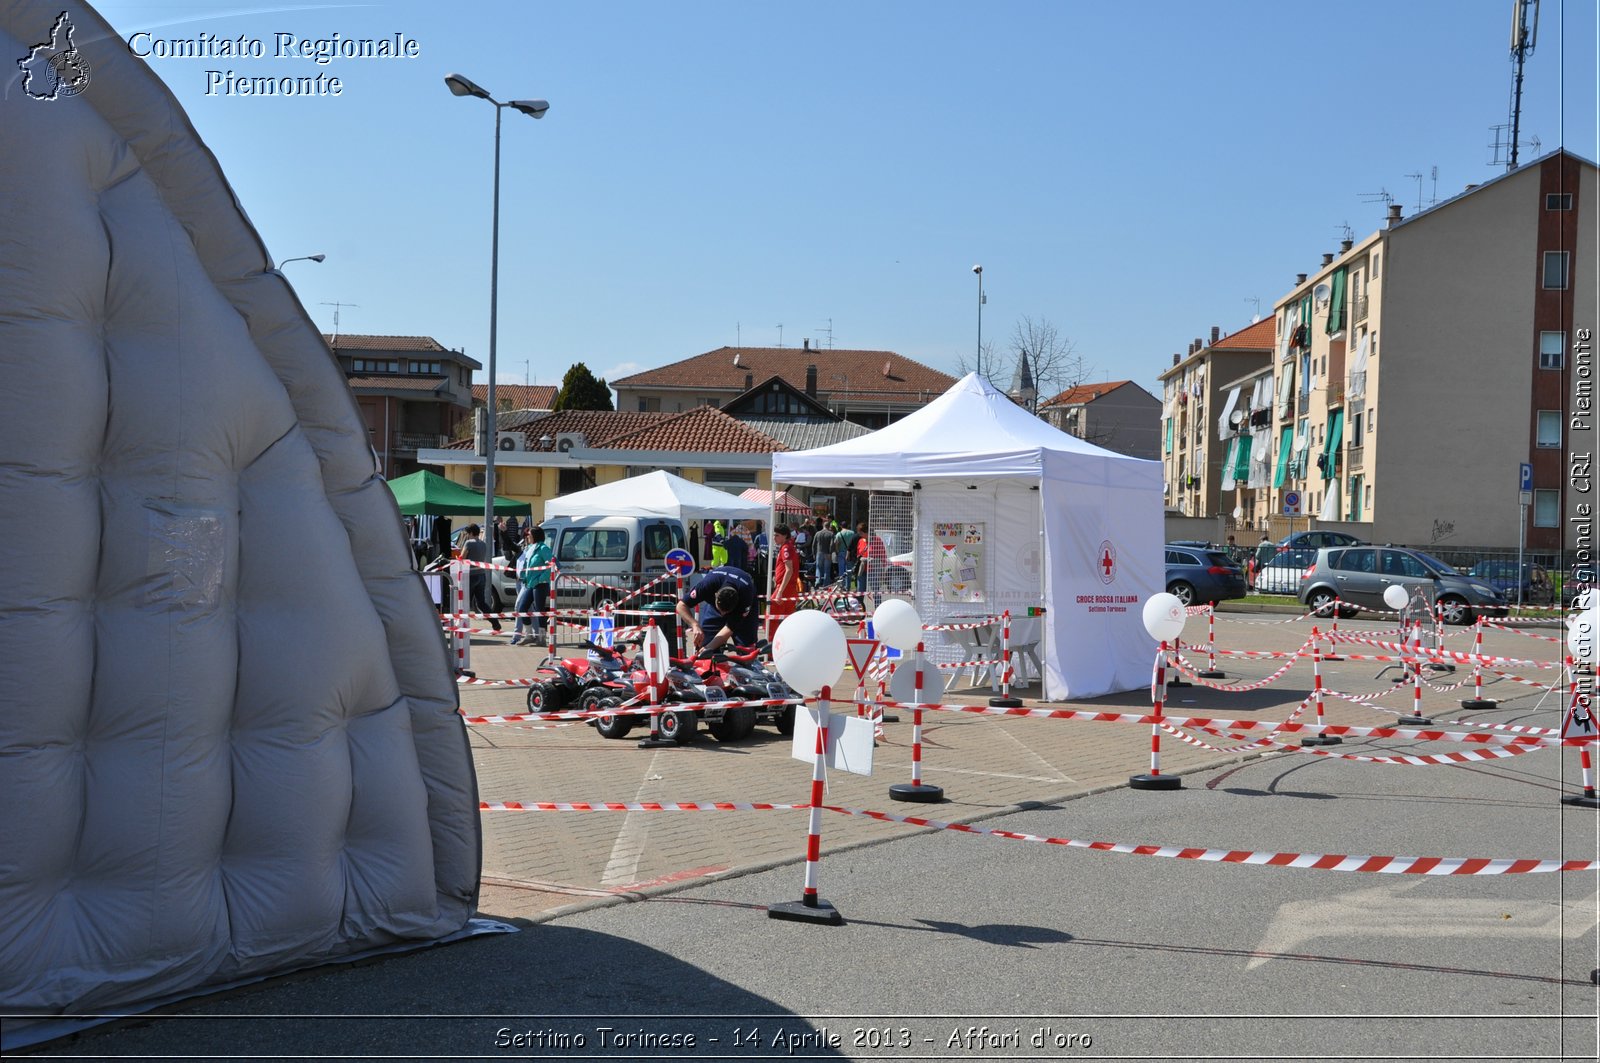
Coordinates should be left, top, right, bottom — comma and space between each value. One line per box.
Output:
1412, 551, 1457, 577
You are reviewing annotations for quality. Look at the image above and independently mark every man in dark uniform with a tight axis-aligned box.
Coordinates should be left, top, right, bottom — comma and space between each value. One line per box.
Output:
676, 564, 758, 653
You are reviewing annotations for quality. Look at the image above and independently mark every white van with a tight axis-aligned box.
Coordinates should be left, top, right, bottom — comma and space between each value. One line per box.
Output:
541, 515, 689, 610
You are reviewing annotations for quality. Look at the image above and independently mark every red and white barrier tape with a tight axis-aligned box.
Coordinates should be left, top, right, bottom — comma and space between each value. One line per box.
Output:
482, 800, 804, 812
1169, 648, 1309, 692
1182, 722, 1551, 765
814, 805, 1600, 874
1326, 632, 1555, 669
462, 696, 806, 725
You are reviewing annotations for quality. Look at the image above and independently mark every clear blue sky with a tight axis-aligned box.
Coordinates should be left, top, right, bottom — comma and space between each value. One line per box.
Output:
92, 0, 1597, 396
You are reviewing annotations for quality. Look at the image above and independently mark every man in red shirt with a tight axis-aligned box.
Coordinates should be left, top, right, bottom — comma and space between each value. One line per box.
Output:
768, 524, 801, 638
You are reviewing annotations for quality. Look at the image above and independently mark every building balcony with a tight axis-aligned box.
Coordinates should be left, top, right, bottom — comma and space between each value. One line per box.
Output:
1325, 379, 1344, 406
1354, 295, 1369, 323
1297, 392, 1310, 417
1344, 444, 1363, 468
391, 433, 451, 454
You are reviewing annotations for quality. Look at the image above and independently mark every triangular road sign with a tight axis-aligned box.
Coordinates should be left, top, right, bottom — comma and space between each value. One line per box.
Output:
845, 638, 879, 676
1561, 688, 1598, 741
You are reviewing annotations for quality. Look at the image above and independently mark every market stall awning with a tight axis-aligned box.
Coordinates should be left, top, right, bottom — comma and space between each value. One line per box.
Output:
386, 469, 531, 516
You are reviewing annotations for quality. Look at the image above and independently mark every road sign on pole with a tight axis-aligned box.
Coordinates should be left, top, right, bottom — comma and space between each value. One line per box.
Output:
664, 548, 695, 578
1283, 490, 1302, 516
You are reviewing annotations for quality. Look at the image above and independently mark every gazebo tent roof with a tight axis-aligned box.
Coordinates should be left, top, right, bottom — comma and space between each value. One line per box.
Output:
386, 469, 532, 516
772, 372, 1157, 489
739, 487, 812, 518
543, 469, 769, 522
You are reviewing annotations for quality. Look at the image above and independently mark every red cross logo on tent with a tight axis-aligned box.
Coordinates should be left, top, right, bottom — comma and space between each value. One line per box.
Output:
1098, 539, 1117, 585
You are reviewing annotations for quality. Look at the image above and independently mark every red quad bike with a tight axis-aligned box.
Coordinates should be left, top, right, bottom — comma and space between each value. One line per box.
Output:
525, 639, 635, 716
557, 639, 711, 745
684, 640, 800, 737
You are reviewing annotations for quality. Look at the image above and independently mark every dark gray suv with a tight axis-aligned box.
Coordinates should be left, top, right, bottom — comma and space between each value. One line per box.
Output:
1298, 545, 1508, 625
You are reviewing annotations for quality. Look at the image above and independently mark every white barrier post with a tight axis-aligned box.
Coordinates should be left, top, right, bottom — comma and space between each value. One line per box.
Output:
1460, 617, 1497, 710
1406, 616, 1433, 725
989, 610, 1023, 708
1130, 641, 1181, 790
450, 559, 471, 677
768, 685, 844, 924
1166, 634, 1192, 688
1323, 596, 1345, 661
890, 641, 944, 802
1300, 627, 1341, 746
1560, 657, 1600, 809
1198, 605, 1226, 679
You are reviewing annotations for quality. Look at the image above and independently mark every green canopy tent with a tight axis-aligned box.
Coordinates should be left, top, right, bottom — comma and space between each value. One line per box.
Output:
385, 469, 532, 516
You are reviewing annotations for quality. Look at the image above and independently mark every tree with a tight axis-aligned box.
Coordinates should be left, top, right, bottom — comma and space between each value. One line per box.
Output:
1007, 316, 1086, 407
550, 362, 614, 412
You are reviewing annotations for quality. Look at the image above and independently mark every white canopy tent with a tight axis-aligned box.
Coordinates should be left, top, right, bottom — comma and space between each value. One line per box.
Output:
772, 373, 1163, 699
543, 470, 770, 522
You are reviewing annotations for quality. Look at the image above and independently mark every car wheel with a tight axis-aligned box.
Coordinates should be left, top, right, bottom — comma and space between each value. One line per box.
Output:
657, 707, 697, 744
775, 703, 796, 736
589, 694, 633, 739
709, 705, 756, 742
1437, 595, 1472, 626
1306, 589, 1338, 618
1167, 581, 1196, 606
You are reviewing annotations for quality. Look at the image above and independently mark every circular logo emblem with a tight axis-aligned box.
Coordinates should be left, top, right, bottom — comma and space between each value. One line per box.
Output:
49, 49, 91, 97
1097, 539, 1117, 585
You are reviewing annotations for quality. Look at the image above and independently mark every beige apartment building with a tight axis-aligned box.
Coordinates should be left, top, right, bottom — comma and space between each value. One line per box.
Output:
1158, 319, 1275, 518
1258, 149, 1597, 555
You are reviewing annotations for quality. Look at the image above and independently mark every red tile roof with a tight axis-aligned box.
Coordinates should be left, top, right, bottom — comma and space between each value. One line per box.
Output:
441, 409, 672, 450
1038, 380, 1134, 409
612, 347, 956, 401
1210, 318, 1276, 350
473, 384, 557, 410
599, 406, 788, 453
347, 375, 449, 391
326, 334, 451, 352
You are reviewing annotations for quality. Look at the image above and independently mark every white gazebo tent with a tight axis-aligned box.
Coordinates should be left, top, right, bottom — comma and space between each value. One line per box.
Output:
544, 469, 769, 522
772, 373, 1163, 699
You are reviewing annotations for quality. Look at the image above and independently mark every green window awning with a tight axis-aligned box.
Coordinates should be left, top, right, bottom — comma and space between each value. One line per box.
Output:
1321, 410, 1344, 480
1164, 418, 1173, 454
1326, 267, 1348, 334
1232, 433, 1253, 480
1272, 426, 1293, 488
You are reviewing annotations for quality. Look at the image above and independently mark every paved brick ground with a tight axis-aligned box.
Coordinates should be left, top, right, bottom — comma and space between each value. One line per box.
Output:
455, 611, 1574, 924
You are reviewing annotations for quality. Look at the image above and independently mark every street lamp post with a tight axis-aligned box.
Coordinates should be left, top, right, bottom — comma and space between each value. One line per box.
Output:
972, 264, 984, 379
445, 72, 548, 547
275, 254, 326, 269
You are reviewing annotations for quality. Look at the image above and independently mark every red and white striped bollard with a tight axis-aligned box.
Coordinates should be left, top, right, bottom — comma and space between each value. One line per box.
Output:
768, 686, 844, 923
1461, 617, 1497, 710
989, 610, 1022, 707
1130, 640, 1181, 789
890, 641, 944, 802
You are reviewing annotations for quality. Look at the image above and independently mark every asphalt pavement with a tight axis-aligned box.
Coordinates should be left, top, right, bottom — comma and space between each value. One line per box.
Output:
13, 608, 1600, 1061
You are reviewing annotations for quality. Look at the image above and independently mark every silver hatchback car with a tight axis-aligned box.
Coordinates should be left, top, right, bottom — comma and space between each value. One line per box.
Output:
1298, 545, 1508, 625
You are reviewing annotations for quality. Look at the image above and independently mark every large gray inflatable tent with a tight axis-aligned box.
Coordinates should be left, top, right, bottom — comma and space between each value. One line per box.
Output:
0, 0, 480, 1027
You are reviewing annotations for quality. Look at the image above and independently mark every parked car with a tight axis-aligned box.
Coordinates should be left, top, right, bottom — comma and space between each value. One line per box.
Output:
1251, 531, 1367, 595
1164, 544, 1247, 606
1298, 544, 1508, 625
541, 515, 689, 611
1466, 560, 1553, 604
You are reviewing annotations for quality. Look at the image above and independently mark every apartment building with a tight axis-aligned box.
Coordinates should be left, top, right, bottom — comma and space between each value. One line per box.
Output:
1259, 149, 1597, 553
1039, 380, 1162, 459
328, 334, 479, 478
1158, 319, 1275, 517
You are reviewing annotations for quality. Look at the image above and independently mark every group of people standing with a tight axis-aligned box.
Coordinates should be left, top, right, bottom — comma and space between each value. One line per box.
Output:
799, 517, 884, 593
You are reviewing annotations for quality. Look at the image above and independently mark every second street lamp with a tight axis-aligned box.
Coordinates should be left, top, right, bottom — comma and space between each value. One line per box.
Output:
275, 253, 326, 269
445, 72, 548, 548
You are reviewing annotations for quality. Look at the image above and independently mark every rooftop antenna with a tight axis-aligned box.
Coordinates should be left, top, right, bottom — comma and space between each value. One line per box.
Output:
1508, 0, 1539, 171
1336, 221, 1355, 244
1401, 172, 1427, 214
320, 301, 358, 340
1358, 188, 1394, 220
1488, 123, 1512, 168
736, 321, 741, 349
776, 323, 784, 348
1244, 296, 1262, 323
1430, 165, 1439, 206
816, 318, 834, 349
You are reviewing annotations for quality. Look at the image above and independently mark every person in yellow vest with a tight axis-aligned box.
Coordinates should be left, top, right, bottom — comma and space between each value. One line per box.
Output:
710, 520, 729, 568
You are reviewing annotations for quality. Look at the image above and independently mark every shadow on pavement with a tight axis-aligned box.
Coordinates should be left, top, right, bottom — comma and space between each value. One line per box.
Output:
21, 927, 843, 1059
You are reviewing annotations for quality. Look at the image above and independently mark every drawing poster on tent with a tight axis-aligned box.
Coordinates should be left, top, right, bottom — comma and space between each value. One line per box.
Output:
932, 521, 985, 602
